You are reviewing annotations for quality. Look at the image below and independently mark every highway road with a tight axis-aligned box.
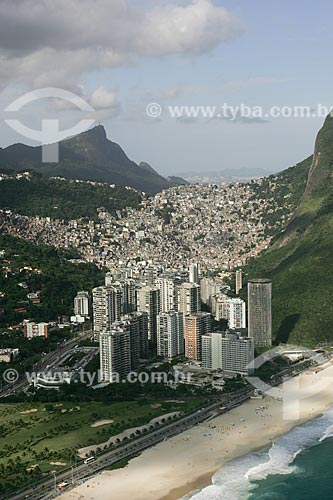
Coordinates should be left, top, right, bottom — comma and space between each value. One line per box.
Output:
7, 390, 252, 500
0, 330, 93, 398
4, 353, 323, 500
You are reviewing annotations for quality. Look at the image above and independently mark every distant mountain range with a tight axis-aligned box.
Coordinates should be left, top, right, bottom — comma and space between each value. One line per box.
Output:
245, 114, 333, 346
0, 125, 187, 194
181, 167, 271, 184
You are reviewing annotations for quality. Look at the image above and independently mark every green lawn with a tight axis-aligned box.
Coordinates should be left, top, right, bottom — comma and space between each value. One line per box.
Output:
0, 398, 203, 495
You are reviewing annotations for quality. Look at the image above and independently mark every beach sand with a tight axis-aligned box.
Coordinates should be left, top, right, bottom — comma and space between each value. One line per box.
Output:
59, 364, 333, 500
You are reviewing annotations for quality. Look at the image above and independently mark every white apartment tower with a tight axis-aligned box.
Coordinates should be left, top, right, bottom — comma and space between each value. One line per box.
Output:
189, 263, 200, 285
99, 328, 131, 383
155, 277, 177, 312
227, 298, 246, 329
74, 291, 91, 317
157, 311, 184, 359
202, 332, 254, 374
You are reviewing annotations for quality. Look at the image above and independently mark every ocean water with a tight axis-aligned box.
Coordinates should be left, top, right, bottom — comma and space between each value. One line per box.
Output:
180, 407, 333, 500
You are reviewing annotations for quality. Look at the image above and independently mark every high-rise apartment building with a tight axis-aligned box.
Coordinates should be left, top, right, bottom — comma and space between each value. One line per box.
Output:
93, 281, 138, 336
118, 279, 137, 315
200, 278, 221, 306
227, 298, 246, 329
248, 278, 272, 348
137, 286, 161, 348
202, 332, 254, 374
99, 328, 131, 383
74, 291, 91, 318
157, 311, 184, 359
121, 311, 149, 362
211, 293, 228, 321
189, 263, 200, 285
178, 282, 201, 315
92, 286, 122, 334
185, 312, 211, 360
111, 319, 140, 370
155, 277, 177, 312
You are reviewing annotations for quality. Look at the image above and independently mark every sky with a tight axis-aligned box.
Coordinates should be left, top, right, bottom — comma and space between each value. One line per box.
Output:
1, 0, 333, 176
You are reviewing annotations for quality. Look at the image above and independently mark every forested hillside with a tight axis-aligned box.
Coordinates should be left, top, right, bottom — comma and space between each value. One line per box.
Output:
244, 115, 333, 346
0, 170, 142, 220
0, 234, 104, 327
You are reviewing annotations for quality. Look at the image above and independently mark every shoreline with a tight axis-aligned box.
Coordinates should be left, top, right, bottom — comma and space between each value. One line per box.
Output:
59, 364, 333, 500
157, 415, 318, 500
159, 472, 213, 500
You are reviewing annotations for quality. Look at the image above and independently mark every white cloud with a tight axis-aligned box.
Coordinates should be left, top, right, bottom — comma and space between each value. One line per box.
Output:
0, 0, 244, 89
138, 0, 244, 56
90, 87, 118, 110
89, 86, 120, 120
48, 85, 120, 118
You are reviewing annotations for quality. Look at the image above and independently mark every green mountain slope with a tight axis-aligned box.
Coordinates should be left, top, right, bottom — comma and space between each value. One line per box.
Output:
245, 115, 333, 346
0, 170, 142, 220
0, 126, 184, 194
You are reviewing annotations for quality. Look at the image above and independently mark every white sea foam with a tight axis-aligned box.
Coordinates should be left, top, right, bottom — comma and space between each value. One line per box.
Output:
319, 423, 333, 442
180, 407, 333, 500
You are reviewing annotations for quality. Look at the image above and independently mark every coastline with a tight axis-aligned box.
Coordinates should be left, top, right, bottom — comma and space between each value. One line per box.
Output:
157, 418, 314, 500
159, 473, 213, 500
59, 364, 333, 500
